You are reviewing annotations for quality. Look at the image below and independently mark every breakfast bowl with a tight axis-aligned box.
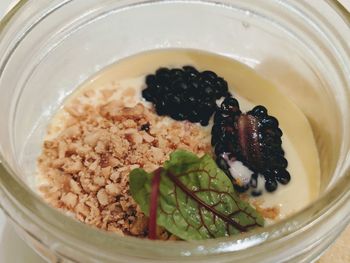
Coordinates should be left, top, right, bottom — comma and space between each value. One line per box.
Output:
0, 0, 349, 262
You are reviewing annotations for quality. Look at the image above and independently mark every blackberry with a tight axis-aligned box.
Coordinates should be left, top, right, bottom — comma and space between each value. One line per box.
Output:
212, 102, 290, 193
142, 66, 229, 126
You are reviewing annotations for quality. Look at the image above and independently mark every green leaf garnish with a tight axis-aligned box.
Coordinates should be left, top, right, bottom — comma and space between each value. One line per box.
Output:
129, 150, 264, 240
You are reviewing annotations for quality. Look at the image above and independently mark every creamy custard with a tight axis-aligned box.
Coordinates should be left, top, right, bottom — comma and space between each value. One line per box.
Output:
39, 49, 320, 224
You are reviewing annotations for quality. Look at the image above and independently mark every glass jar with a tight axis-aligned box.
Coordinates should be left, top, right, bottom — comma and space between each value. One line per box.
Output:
0, 0, 349, 262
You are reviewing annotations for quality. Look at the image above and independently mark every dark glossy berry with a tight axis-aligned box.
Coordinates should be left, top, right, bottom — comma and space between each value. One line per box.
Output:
276, 170, 291, 185
262, 116, 279, 128
171, 112, 186, 121
170, 68, 183, 77
265, 179, 278, 192
221, 97, 240, 114
200, 119, 209, 126
156, 68, 170, 82
183, 66, 199, 78
143, 66, 230, 126
202, 70, 217, 80
146, 75, 156, 86
275, 157, 288, 169
212, 100, 289, 194
155, 101, 167, 115
251, 105, 267, 117
216, 78, 229, 95
234, 184, 250, 193
142, 88, 154, 102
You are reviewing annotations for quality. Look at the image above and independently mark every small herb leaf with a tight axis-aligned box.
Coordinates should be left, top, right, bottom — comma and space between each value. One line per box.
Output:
129, 150, 264, 240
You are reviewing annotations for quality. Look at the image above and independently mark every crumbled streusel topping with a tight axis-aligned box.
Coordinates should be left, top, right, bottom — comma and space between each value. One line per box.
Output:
38, 88, 211, 239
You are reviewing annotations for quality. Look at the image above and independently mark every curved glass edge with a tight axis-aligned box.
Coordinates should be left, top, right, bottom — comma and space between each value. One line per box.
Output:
0, 0, 349, 260
0, 0, 349, 36
0, 0, 28, 32
333, 0, 350, 24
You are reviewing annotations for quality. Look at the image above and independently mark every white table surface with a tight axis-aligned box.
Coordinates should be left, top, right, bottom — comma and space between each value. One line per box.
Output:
0, 1, 349, 263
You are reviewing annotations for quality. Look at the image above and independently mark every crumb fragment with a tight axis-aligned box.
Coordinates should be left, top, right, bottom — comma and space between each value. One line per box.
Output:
251, 199, 280, 220
61, 192, 78, 208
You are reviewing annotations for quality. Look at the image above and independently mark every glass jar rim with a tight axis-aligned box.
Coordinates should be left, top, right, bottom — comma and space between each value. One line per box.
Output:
0, 0, 350, 260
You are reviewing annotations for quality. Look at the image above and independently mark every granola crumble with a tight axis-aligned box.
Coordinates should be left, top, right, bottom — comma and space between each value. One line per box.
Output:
37, 87, 211, 239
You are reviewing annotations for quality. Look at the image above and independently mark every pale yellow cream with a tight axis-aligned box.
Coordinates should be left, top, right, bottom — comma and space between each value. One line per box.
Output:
43, 49, 320, 222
